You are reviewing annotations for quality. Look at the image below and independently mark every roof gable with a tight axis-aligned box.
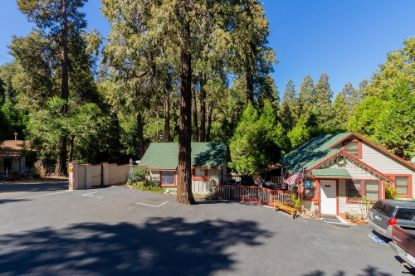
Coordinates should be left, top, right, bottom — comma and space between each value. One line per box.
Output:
140, 142, 227, 170
331, 132, 415, 172
0, 140, 27, 157
282, 133, 351, 172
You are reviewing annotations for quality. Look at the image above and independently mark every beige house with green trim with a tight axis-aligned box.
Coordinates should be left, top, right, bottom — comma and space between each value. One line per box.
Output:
139, 142, 227, 195
282, 133, 415, 216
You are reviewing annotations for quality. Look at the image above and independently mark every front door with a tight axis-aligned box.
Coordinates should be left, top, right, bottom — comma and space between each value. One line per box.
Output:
320, 180, 337, 215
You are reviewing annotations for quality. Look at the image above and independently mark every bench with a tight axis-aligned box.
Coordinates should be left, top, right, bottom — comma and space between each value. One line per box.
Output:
272, 201, 297, 219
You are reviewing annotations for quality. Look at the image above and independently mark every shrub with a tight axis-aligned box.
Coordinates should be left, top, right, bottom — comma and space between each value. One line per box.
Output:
133, 179, 165, 193
289, 192, 302, 210
385, 183, 397, 199
129, 167, 148, 183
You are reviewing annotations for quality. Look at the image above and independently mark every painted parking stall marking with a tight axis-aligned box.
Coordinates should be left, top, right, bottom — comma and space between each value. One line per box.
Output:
82, 191, 98, 197
136, 201, 168, 208
11, 190, 71, 200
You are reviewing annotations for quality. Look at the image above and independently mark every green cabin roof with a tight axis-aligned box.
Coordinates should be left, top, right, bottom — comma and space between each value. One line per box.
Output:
282, 133, 351, 172
140, 142, 227, 170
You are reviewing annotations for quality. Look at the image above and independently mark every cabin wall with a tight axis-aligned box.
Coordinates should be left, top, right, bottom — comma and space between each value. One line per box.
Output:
330, 159, 377, 179
361, 143, 415, 198
151, 168, 222, 195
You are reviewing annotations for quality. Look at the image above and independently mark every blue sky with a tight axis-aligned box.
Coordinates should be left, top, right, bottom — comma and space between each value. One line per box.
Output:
1, 0, 414, 96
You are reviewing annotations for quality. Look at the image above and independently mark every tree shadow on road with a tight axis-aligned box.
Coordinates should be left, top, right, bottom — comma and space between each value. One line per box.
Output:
0, 182, 68, 193
0, 198, 28, 205
0, 217, 272, 275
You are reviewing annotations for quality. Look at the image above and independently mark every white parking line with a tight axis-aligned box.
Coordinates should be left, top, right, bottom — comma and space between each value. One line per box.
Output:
12, 190, 70, 200
136, 201, 168, 208
82, 191, 98, 197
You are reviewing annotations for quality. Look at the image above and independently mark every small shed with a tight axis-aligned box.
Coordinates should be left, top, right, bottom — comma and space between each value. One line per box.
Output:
0, 140, 28, 179
139, 142, 228, 195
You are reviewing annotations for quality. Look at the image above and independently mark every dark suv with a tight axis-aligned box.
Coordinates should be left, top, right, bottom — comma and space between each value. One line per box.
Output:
368, 199, 415, 239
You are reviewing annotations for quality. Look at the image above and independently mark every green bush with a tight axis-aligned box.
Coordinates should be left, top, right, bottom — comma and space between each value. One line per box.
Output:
385, 183, 397, 199
130, 167, 148, 183
133, 179, 165, 193
289, 192, 302, 210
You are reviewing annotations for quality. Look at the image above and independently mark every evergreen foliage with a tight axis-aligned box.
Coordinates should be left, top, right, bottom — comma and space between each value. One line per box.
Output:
1, 1, 415, 193
230, 100, 286, 175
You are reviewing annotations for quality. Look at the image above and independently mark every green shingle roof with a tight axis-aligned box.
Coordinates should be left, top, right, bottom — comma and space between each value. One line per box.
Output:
282, 133, 351, 172
140, 142, 227, 170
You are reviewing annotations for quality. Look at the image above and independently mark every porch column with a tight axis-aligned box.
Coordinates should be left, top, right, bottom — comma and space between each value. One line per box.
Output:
380, 181, 385, 199
315, 179, 321, 214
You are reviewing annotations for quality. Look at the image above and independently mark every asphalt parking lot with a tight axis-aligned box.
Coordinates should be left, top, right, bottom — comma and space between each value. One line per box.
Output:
0, 181, 411, 275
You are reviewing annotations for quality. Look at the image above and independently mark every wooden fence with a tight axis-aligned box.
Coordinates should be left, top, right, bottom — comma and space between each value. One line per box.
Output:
217, 185, 291, 206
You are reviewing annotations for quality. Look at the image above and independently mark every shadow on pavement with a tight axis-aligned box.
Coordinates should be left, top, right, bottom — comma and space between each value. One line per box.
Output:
0, 182, 68, 193
0, 217, 272, 275
303, 265, 403, 276
0, 198, 28, 205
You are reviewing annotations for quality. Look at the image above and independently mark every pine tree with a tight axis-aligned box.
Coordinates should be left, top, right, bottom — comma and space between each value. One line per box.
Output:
298, 75, 314, 115
13, 0, 96, 175
328, 92, 349, 132
228, 0, 275, 103
313, 73, 333, 127
287, 114, 318, 149
280, 79, 298, 131
342, 82, 362, 113
230, 100, 286, 175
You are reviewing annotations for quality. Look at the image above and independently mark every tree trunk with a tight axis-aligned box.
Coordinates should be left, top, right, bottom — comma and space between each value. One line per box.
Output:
192, 87, 199, 141
176, 18, 195, 205
206, 104, 213, 141
199, 75, 206, 142
164, 91, 170, 142
173, 101, 179, 138
245, 64, 254, 104
68, 135, 75, 162
55, 137, 67, 176
56, 0, 69, 176
136, 112, 145, 159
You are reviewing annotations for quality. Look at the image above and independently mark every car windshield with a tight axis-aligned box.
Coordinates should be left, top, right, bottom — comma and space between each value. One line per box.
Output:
395, 208, 415, 221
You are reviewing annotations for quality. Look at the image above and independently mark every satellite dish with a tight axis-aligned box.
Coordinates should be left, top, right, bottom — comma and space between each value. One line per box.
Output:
411, 157, 415, 165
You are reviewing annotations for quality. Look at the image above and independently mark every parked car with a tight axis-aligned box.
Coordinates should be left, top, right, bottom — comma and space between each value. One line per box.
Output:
368, 199, 415, 239
390, 225, 415, 267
